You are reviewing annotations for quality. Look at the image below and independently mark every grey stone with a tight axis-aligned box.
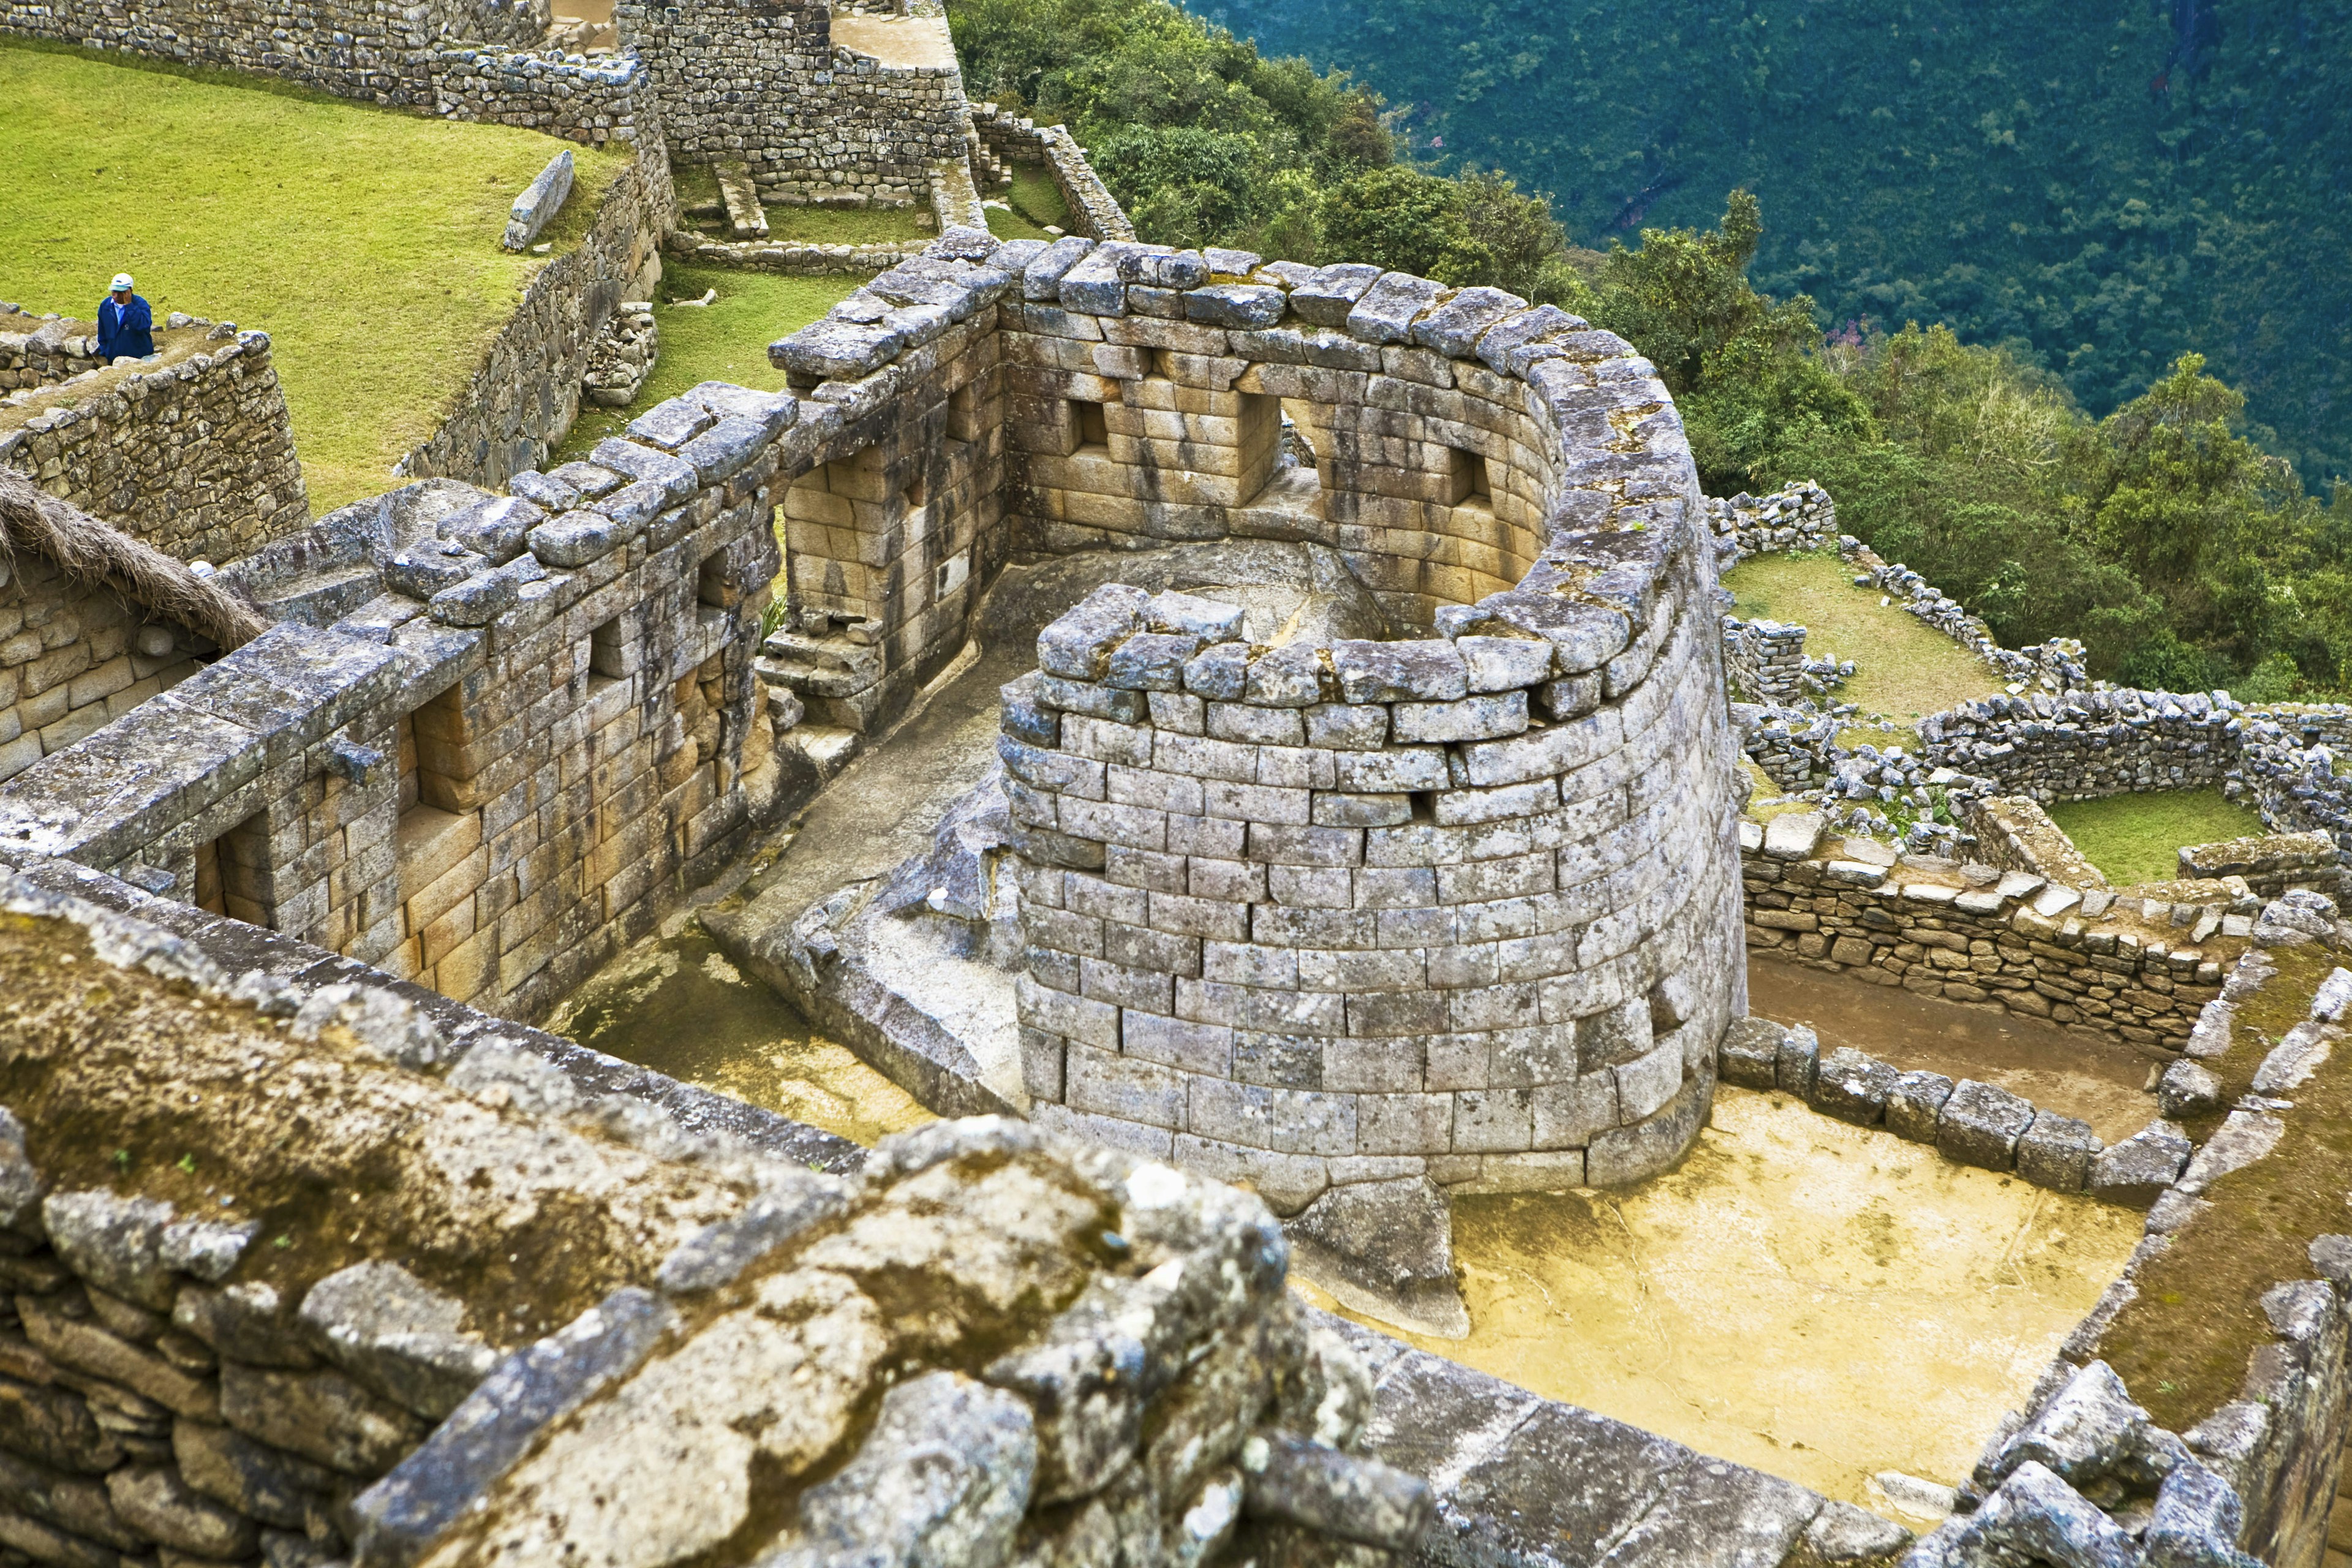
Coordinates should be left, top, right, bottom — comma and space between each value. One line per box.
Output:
289, 984, 448, 1071
500, 150, 572, 251
1286, 1178, 1465, 1339
1885, 1071, 1954, 1143
1145, 590, 1245, 643
654, 1179, 851, 1295
1183, 285, 1287, 329
2157, 1060, 2223, 1118
1343, 273, 1445, 345
1058, 246, 1132, 315
105, 1464, 258, 1559
435, 495, 541, 565
1183, 641, 1250, 700
1718, 1017, 1782, 1089
175, 1281, 315, 1368
1474, 304, 1586, 375
221, 1362, 429, 1477
2016, 1112, 2100, 1193
0, 1378, 124, 1474
676, 415, 770, 483
1240, 1433, 1433, 1551
1599, 1453, 1826, 1567
765, 1372, 1036, 1568
1436, 1395, 1693, 1563
2141, 1461, 2261, 1568
158, 1219, 258, 1283
1763, 811, 1825, 861
0, 1106, 42, 1236
1980, 1361, 2174, 1494
770, 316, 906, 381
1022, 236, 1096, 301
352, 1288, 677, 1568
527, 511, 628, 569
1953, 1461, 2136, 1568
1287, 263, 1383, 327
2089, 1120, 2192, 1208
624, 396, 715, 451
298, 1262, 498, 1421
1588, 1069, 1711, 1186
383, 543, 478, 600
0, 1447, 138, 1550
590, 478, 671, 531
1243, 644, 1324, 707
42, 1190, 176, 1310
1792, 1500, 1913, 1566
1454, 634, 1553, 693
543, 461, 620, 500
1330, 641, 1468, 706
1411, 287, 1526, 359
2308, 1234, 2352, 1291
175, 1419, 335, 1531
683, 382, 798, 442
1811, 1047, 1896, 1126
1037, 584, 1149, 680
587, 438, 698, 501
2175, 1109, 2283, 1195
1775, 1024, 1820, 1097
1936, 1080, 2036, 1171
1104, 632, 1200, 692
427, 567, 520, 628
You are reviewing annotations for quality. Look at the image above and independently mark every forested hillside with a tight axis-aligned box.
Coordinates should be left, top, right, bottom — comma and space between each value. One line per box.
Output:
1165, 0, 2350, 490
949, 0, 2352, 694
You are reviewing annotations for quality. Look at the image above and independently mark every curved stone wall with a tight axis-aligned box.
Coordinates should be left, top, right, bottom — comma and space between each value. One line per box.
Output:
960, 249, 1746, 1204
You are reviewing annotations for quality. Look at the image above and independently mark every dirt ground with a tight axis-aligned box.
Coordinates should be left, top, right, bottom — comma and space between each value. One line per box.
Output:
1298, 1088, 2140, 1521
1747, 956, 2163, 1142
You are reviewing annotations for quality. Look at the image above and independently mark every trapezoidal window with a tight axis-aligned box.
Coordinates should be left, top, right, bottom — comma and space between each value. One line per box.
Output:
1447, 446, 1493, 506
1070, 396, 1111, 451
194, 808, 274, 927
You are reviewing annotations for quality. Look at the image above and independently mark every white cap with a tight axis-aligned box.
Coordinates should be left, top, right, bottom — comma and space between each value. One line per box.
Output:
110, 273, 134, 291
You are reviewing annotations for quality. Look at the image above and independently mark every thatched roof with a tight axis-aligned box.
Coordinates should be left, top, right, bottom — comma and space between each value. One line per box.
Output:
0, 473, 268, 652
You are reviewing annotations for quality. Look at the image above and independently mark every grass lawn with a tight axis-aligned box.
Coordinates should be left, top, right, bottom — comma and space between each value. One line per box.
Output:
761, 204, 933, 244
1722, 552, 2009, 741
2046, 788, 2269, 888
552, 262, 860, 462
987, 165, 1073, 242
0, 42, 632, 511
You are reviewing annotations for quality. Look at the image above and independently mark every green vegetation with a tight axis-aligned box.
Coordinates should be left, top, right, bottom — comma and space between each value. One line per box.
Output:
760, 205, 935, 245
0, 42, 633, 510
987, 166, 1074, 242
1183, 0, 2352, 493
2045, 788, 2267, 888
553, 263, 859, 463
1722, 551, 2008, 736
2095, 943, 2346, 1431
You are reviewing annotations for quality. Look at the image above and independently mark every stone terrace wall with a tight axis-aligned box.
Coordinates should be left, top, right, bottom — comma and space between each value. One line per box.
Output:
0, 0, 651, 148
615, 0, 970, 208
1743, 812, 2247, 1051
1, 330, 308, 567
0, 548, 217, 785
0, 864, 1424, 1568
760, 238, 1747, 1201
971, 104, 1139, 241
394, 137, 673, 490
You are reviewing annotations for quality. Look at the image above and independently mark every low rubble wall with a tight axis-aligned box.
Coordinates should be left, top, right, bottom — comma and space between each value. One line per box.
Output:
1, 324, 307, 566
1741, 812, 2245, 1052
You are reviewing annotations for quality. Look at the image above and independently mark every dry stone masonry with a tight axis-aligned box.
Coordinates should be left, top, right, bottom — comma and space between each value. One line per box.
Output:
0, 866, 1433, 1568
1, 310, 307, 566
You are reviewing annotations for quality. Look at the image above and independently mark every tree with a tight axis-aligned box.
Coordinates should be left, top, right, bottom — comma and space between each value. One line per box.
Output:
1319, 166, 1491, 285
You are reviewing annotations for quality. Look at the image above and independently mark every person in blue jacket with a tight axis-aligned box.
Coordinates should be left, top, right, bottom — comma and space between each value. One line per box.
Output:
96, 273, 154, 362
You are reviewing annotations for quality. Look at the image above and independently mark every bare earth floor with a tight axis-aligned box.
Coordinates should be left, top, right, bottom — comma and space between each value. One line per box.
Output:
1746, 956, 2163, 1142
1299, 1088, 2141, 1522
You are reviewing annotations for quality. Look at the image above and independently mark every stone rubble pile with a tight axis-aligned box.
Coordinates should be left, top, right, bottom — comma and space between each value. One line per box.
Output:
1724, 615, 1848, 704
579, 303, 657, 409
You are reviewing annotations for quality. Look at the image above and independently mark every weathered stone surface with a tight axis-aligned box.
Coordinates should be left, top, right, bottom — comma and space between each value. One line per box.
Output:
1884, 1071, 1954, 1144
42, 1192, 176, 1311
527, 510, 630, 569
2157, 1059, 2223, 1118
1811, 1047, 1896, 1126
104, 1466, 257, 1559
299, 1261, 499, 1421
175, 1420, 334, 1532
1935, 1079, 2037, 1171
1718, 1017, 1782, 1089
652, 1178, 851, 1295
500, 151, 573, 251
763, 1372, 1036, 1568
2089, 1120, 2193, 1208
1775, 1024, 1821, 1098
221, 1363, 431, 1477
0, 1106, 42, 1236
2015, 1112, 2100, 1193
1286, 1178, 1466, 1339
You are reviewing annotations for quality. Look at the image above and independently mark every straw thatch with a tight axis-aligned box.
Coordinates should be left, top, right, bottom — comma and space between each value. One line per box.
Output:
0, 472, 268, 652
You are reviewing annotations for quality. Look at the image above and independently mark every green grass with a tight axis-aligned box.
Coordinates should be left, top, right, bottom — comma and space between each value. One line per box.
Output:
986, 165, 1073, 242
1721, 551, 2008, 741
760, 204, 934, 245
2045, 788, 2269, 889
552, 262, 861, 462
0, 41, 632, 511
